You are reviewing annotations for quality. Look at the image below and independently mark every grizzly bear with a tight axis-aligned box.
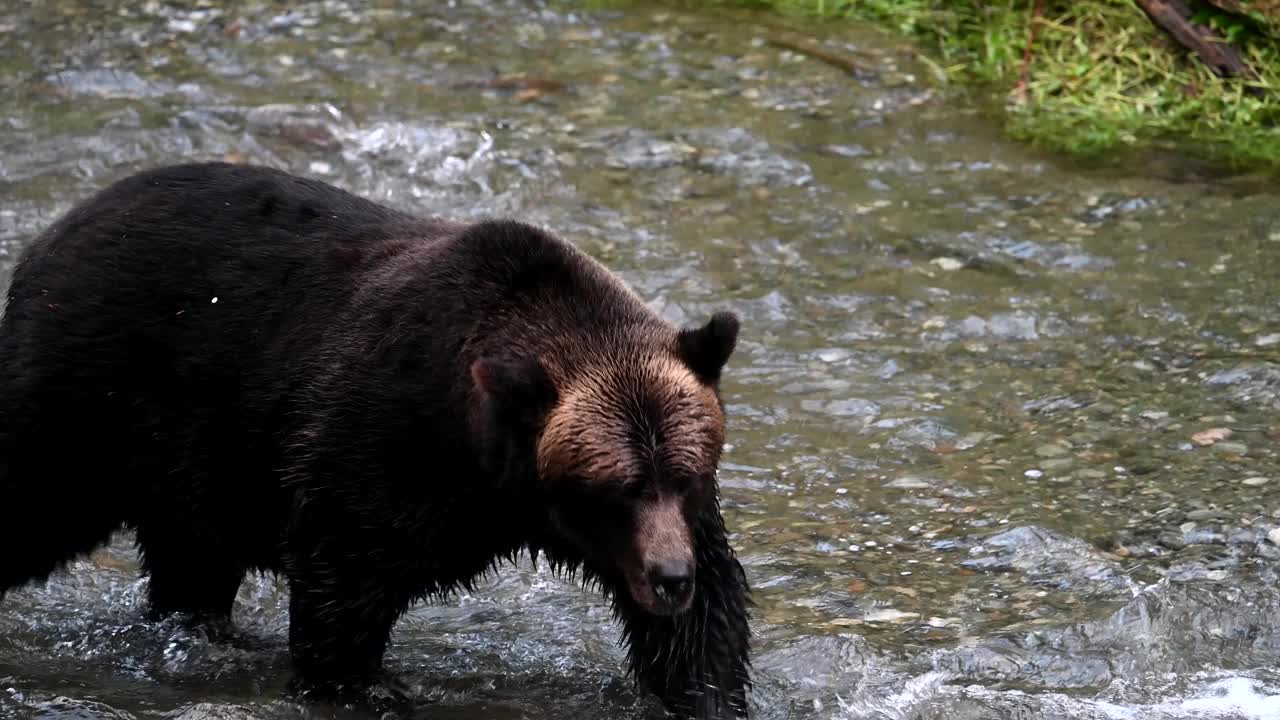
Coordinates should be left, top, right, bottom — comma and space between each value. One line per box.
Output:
0, 162, 752, 718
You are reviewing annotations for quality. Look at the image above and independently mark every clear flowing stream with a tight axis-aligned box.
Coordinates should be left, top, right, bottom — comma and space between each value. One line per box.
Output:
2, 2, 1279, 719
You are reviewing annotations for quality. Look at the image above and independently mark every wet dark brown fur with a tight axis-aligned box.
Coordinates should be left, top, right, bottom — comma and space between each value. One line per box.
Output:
0, 162, 752, 718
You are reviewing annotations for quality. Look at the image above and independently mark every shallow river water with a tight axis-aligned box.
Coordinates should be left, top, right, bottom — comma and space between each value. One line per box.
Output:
3, 1, 1280, 719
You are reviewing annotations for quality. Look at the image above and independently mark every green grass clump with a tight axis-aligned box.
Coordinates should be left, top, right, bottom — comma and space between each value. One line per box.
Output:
713, 0, 1280, 172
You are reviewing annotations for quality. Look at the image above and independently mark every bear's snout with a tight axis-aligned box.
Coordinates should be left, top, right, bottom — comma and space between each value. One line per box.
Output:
626, 496, 697, 616
646, 558, 694, 613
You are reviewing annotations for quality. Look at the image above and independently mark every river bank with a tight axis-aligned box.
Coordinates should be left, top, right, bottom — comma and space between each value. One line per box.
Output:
694, 0, 1280, 174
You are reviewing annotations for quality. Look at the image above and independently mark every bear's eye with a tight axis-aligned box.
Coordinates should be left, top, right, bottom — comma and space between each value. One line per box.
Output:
606, 477, 653, 503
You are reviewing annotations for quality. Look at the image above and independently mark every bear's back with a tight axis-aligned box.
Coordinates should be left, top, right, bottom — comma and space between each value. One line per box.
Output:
4, 162, 461, 358
415, 219, 664, 345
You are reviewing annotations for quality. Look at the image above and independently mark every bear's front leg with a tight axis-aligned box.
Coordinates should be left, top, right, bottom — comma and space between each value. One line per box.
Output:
618, 504, 753, 719
283, 536, 417, 709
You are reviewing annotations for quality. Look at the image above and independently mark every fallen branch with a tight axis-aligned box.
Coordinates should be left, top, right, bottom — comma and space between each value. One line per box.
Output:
765, 34, 874, 78
1132, 0, 1261, 87
1014, 0, 1046, 105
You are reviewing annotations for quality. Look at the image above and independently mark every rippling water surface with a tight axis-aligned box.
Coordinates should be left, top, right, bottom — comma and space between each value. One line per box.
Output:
2, 2, 1280, 719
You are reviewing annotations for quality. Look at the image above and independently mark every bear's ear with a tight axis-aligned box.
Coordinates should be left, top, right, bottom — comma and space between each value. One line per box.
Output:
675, 311, 739, 384
470, 355, 557, 419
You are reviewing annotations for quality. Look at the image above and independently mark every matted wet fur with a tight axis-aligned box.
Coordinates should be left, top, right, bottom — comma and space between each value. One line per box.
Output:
0, 162, 752, 718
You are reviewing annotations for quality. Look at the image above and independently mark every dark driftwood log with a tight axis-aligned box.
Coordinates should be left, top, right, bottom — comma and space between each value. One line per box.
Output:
1132, 0, 1261, 84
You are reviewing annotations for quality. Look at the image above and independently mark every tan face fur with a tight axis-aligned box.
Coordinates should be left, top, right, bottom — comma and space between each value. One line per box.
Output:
537, 352, 726, 616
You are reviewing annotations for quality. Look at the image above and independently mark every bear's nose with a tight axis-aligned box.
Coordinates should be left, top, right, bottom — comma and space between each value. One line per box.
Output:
648, 559, 694, 608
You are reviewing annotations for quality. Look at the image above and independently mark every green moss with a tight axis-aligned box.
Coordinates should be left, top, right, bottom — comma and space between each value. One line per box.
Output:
698, 0, 1280, 172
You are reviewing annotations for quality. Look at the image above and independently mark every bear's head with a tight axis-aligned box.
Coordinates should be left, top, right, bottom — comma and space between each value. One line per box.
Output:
469, 311, 739, 617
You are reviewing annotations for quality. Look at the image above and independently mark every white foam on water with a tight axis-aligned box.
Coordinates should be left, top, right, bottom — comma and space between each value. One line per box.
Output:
831, 672, 1280, 720
833, 671, 953, 719
1091, 676, 1280, 720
